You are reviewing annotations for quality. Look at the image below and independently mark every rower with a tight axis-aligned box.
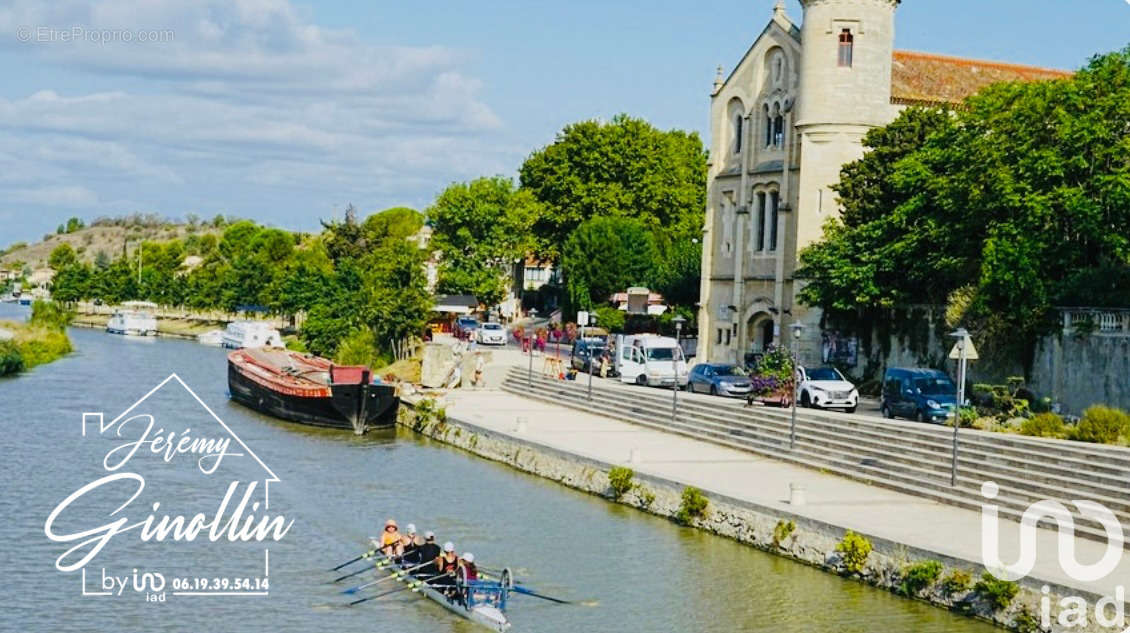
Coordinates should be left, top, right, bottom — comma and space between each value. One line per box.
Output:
400, 524, 421, 565
415, 531, 441, 578
379, 519, 404, 557
435, 541, 460, 596
460, 552, 478, 581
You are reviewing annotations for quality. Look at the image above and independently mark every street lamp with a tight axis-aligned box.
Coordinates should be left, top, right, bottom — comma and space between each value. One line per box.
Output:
672, 314, 687, 422
789, 321, 805, 450
527, 308, 539, 389
587, 314, 598, 401
948, 327, 970, 487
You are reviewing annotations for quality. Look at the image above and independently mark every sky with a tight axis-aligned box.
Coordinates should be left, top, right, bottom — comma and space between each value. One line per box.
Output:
0, 0, 1127, 246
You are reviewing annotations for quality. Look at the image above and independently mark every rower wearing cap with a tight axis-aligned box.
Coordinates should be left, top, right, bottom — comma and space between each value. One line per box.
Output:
400, 524, 421, 565
460, 552, 478, 581
416, 531, 441, 578
379, 519, 404, 557
435, 541, 460, 596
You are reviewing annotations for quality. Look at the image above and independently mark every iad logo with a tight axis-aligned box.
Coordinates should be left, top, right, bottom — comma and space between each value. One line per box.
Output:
980, 481, 1124, 582
43, 374, 292, 600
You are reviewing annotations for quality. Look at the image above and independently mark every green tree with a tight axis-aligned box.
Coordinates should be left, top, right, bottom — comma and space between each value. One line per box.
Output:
561, 216, 657, 312
519, 113, 707, 260
65, 217, 85, 233
429, 176, 540, 306
362, 207, 424, 245
48, 243, 79, 270
798, 47, 1130, 368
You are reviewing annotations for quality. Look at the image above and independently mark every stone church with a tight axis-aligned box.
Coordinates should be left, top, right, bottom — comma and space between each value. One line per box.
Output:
695, 0, 1070, 366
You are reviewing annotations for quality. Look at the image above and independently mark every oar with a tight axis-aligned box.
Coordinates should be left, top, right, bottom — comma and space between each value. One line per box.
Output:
341, 560, 432, 594
330, 548, 378, 571
332, 555, 401, 583
511, 585, 579, 605
347, 578, 428, 606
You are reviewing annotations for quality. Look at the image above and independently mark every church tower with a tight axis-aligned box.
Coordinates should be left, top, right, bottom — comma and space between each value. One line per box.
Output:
793, 0, 898, 250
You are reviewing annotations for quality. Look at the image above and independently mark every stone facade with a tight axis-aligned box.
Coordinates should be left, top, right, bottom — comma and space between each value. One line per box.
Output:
696, 0, 1071, 368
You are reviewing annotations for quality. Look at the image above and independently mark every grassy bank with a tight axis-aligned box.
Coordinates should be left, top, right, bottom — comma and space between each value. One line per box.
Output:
72, 310, 226, 338
0, 301, 74, 376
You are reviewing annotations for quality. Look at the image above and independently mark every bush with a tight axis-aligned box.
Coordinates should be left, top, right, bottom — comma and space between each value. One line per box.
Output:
900, 559, 943, 596
835, 530, 872, 574
941, 570, 972, 595
0, 340, 24, 376
607, 466, 635, 500
857, 379, 881, 398
974, 572, 1019, 610
333, 327, 388, 369
29, 300, 74, 330
675, 486, 709, 525
1070, 406, 1130, 444
16, 329, 72, 369
772, 519, 796, 548
1019, 412, 1067, 438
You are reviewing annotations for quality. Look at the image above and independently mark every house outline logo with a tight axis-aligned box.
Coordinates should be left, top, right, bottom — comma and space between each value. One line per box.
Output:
45, 372, 291, 599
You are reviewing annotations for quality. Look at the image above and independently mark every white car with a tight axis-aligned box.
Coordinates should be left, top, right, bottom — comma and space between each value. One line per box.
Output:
475, 322, 507, 345
797, 366, 859, 413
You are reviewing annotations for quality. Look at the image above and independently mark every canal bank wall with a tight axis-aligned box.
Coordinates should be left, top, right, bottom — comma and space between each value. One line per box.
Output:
398, 396, 1111, 633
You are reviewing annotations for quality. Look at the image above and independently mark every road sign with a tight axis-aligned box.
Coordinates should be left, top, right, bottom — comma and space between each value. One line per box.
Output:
949, 337, 979, 361
577, 310, 589, 327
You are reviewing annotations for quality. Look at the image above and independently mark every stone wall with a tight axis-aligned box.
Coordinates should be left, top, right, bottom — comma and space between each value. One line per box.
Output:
399, 399, 1112, 632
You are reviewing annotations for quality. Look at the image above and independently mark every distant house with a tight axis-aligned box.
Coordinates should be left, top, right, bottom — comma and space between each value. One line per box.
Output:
0, 269, 18, 282
517, 257, 557, 291
27, 268, 55, 289
610, 287, 668, 316
432, 294, 479, 316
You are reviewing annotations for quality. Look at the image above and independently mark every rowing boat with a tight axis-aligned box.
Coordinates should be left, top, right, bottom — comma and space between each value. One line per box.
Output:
367, 541, 512, 632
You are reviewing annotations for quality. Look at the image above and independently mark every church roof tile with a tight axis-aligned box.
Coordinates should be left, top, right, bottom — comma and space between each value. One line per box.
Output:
890, 50, 1072, 106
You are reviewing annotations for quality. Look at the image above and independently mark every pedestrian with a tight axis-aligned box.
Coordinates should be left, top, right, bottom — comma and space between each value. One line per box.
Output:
473, 353, 485, 388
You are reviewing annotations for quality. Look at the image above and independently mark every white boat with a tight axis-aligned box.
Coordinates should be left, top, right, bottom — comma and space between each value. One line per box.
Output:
221, 320, 283, 349
197, 329, 224, 346
106, 301, 158, 336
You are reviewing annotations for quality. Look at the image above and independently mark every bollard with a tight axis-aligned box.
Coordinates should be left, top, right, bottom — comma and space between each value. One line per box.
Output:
628, 448, 642, 464
788, 482, 806, 506
515, 417, 528, 433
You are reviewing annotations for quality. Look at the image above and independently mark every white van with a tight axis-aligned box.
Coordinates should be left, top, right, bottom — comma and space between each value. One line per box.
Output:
615, 334, 689, 388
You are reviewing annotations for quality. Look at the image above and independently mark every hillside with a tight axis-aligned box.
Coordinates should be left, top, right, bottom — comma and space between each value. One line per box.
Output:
0, 219, 222, 270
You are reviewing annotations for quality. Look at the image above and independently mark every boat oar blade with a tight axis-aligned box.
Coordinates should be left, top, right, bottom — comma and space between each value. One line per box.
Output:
347, 579, 425, 606
330, 548, 376, 572
511, 585, 576, 605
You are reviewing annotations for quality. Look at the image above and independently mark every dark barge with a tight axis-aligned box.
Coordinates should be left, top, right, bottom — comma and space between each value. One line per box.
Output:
227, 347, 397, 434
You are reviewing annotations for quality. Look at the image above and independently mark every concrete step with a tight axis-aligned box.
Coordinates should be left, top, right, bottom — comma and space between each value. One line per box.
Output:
498, 379, 1123, 544
501, 371, 1130, 543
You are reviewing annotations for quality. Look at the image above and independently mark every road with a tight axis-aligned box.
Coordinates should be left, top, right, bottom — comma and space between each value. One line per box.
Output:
455, 332, 888, 421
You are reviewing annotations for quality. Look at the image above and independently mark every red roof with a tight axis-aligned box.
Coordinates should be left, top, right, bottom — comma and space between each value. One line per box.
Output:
891, 50, 1072, 106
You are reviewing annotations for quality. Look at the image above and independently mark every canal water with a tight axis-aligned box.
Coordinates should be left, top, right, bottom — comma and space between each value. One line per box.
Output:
0, 304, 995, 632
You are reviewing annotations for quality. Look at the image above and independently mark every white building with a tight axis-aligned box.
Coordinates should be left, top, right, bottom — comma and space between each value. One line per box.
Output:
696, 0, 1069, 365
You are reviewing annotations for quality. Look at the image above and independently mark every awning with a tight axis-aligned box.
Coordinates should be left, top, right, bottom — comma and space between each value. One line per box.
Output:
433, 294, 478, 314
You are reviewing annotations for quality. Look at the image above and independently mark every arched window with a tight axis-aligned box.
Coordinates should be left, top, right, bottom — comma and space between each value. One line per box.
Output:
755, 192, 767, 251
734, 114, 743, 153
838, 29, 854, 67
769, 191, 780, 251
763, 105, 772, 147
773, 113, 784, 147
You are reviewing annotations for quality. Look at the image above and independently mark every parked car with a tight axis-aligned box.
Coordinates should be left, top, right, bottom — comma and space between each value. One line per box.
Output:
454, 317, 480, 340
615, 334, 689, 388
570, 338, 606, 373
797, 366, 859, 413
881, 367, 957, 423
687, 363, 753, 397
475, 321, 507, 345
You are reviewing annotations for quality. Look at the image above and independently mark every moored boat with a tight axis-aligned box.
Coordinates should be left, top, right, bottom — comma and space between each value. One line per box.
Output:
197, 329, 224, 346
227, 347, 397, 434
106, 301, 158, 336
366, 545, 511, 632
221, 320, 283, 349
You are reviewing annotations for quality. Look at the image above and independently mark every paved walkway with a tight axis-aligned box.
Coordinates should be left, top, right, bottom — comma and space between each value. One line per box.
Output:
442, 386, 1130, 599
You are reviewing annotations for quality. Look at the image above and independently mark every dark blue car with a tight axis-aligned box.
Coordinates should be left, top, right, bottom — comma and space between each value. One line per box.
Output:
880, 367, 957, 423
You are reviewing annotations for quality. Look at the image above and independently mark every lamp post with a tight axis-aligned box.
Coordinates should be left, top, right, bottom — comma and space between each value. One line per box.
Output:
587, 314, 598, 401
672, 314, 687, 422
948, 327, 969, 487
789, 322, 805, 450
527, 308, 538, 389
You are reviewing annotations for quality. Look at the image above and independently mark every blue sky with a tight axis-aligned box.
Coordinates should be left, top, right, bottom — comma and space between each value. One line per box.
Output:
0, 0, 1126, 246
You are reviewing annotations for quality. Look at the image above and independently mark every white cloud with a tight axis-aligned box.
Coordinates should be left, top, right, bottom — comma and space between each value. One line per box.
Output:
0, 0, 515, 239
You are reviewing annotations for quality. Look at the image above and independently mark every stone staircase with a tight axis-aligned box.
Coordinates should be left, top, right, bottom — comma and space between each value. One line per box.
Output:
501, 367, 1130, 545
